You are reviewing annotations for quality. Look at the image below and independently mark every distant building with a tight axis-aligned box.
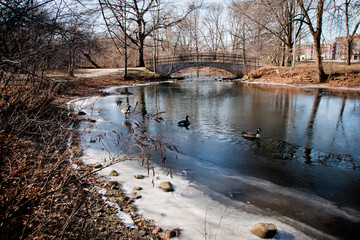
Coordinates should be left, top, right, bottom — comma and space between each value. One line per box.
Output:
298, 36, 360, 61
322, 42, 336, 60
299, 43, 314, 60
334, 36, 360, 61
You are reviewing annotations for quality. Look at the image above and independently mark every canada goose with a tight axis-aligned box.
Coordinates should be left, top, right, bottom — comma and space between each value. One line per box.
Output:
242, 128, 261, 139
121, 106, 131, 115
177, 115, 190, 127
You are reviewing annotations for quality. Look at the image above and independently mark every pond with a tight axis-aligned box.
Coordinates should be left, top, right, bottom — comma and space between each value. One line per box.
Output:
75, 78, 360, 239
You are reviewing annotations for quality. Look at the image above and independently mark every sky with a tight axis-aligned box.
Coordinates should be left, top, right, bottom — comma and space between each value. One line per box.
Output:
69, 0, 357, 43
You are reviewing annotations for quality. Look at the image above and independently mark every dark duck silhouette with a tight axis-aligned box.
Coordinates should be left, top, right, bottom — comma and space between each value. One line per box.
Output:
177, 115, 190, 127
242, 128, 261, 139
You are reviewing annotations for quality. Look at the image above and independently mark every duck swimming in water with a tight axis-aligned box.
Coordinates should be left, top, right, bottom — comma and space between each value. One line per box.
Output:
242, 128, 261, 139
177, 115, 190, 127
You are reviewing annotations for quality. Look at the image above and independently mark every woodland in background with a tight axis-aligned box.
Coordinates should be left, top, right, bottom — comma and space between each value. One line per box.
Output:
2, 1, 358, 78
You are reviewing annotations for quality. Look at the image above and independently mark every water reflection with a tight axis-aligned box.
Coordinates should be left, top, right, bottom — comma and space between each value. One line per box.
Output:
172, 67, 236, 79
127, 81, 360, 197
109, 81, 360, 178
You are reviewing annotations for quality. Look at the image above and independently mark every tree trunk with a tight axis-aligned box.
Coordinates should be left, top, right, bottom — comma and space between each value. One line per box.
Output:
313, 35, 327, 83
123, 0, 128, 79
297, 0, 327, 83
281, 43, 285, 67
242, 31, 246, 71
286, 43, 293, 67
68, 49, 75, 77
124, 43, 128, 78
137, 41, 145, 67
346, 38, 352, 66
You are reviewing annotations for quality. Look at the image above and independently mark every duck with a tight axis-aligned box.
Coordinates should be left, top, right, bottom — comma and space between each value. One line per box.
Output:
177, 115, 190, 127
242, 128, 261, 139
121, 106, 131, 115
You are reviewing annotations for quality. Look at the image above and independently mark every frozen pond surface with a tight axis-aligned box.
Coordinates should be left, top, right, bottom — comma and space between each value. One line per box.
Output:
72, 79, 360, 239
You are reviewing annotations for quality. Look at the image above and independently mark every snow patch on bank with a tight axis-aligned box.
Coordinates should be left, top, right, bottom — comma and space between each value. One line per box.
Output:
81, 147, 318, 240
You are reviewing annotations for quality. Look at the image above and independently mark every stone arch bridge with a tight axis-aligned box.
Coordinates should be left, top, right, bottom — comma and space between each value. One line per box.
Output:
145, 53, 258, 77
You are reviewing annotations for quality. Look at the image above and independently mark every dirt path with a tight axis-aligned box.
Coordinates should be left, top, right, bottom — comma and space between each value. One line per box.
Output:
75, 68, 123, 78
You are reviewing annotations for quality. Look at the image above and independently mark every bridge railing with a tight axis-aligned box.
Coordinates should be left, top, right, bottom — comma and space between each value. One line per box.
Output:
145, 53, 257, 65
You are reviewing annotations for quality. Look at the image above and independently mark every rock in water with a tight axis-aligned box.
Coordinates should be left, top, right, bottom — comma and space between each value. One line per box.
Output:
251, 223, 277, 238
158, 181, 174, 192
109, 170, 118, 176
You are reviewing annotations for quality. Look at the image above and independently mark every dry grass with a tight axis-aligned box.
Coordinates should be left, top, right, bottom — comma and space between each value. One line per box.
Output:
244, 62, 360, 88
0, 74, 86, 239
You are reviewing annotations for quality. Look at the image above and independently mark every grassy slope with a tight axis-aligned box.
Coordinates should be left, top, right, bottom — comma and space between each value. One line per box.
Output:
243, 62, 360, 88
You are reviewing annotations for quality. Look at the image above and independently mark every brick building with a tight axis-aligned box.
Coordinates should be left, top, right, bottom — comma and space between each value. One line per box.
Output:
298, 36, 360, 61
334, 36, 360, 60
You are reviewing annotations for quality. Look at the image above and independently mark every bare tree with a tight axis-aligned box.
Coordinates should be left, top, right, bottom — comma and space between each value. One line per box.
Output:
334, 0, 360, 65
297, 0, 328, 82
176, 9, 203, 54
99, 0, 197, 67
0, 0, 100, 76
0, 0, 58, 71
57, 1, 102, 76
231, 0, 305, 67
228, 1, 257, 66
99, 0, 130, 76
201, 3, 227, 54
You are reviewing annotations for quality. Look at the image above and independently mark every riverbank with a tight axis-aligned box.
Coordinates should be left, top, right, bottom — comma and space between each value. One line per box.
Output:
239, 62, 360, 89
54, 67, 162, 103
57, 62, 360, 101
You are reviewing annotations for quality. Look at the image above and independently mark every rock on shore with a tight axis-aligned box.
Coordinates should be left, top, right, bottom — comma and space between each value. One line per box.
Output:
158, 181, 174, 192
251, 222, 277, 238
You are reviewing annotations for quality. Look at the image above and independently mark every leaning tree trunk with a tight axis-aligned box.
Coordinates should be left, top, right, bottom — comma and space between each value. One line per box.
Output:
82, 52, 101, 68
313, 35, 327, 83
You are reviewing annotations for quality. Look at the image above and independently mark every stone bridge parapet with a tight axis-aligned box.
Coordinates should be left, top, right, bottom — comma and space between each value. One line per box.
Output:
145, 53, 258, 77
